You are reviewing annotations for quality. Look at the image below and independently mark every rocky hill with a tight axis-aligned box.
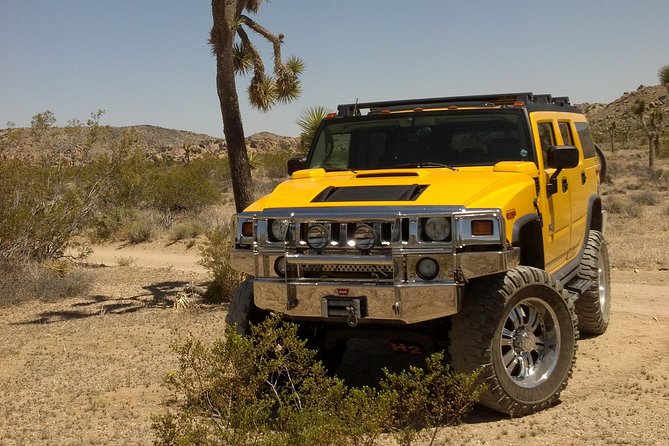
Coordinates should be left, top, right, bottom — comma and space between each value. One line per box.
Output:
576, 85, 669, 137
0, 123, 300, 164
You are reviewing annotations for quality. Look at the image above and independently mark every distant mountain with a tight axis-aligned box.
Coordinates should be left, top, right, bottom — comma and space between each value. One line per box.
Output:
576, 85, 668, 137
0, 123, 300, 164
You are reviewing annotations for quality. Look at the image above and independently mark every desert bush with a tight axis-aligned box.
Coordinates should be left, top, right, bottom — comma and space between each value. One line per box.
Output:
0, 160, 103, 263
198, 226, 245, 303
89, 206, 138, 242
0, 262, 92, 306
604, 196, 627, 214
257, 149, 294, 179
170, 220, 205, 242
146, 161, 222, 213
122, 215, 155, 244
153, 316, 484, 446
380, 353, 484, 446
631, 190, 660, 206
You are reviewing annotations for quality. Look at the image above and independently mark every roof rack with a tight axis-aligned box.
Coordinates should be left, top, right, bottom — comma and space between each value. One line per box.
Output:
336, 92, 573, 117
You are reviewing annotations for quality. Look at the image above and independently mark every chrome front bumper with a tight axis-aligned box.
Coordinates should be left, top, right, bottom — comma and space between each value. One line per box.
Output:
232, 248, 519, 324
254, 278, 460, 324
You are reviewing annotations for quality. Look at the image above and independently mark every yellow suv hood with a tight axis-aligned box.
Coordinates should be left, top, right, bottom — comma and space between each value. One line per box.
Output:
247, 165, 538, 212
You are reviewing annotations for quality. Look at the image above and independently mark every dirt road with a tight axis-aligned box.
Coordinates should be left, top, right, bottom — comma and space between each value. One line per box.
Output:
1, 244, 668, 445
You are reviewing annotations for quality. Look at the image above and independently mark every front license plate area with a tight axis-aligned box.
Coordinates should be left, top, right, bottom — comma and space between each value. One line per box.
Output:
321, 296, 368, 320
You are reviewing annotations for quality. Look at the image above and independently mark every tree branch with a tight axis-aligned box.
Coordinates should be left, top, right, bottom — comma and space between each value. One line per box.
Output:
239, 14, 284, 74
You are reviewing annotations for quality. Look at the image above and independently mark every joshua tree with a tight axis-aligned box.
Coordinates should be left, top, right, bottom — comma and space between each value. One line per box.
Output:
210, 0, 304, 212
296, 106, 332, 150
659, 65, 669, 97
606, 121, 617, 153
631, 99, 663, 171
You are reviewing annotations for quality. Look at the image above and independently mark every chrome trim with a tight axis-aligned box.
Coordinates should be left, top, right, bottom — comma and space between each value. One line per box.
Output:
253, 278, 460, 324
231, 249, 255, 275
457, 248, 520, 280
452, 209, 505, 248
253, 205, 465, 220
286, 254, 394, 266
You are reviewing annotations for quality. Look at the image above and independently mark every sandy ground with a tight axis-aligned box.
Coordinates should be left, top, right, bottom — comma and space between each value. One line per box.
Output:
1, 243, 668, 445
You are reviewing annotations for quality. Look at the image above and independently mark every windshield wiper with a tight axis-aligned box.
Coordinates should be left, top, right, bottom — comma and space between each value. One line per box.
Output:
393, 162, 457, 171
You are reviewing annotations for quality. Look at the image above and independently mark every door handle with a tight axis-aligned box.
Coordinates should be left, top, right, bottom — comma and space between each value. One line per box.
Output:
562, 177, 568, 192
581, 171, 587, 185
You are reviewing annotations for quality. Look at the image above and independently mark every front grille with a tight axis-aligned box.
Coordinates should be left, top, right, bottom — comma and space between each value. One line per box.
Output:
299, 263, 393, 280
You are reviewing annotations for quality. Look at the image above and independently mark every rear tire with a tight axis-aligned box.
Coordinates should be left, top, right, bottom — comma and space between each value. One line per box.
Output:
450, 266, 578, 416
574, 230, 611, 335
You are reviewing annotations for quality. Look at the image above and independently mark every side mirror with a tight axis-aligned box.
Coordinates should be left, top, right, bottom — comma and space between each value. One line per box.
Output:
287, 156, 307, 175
546, 146, 580, 196
547, 145, 579, 169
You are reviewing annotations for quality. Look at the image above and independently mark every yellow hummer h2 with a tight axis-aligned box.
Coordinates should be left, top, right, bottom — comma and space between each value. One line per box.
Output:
229, 93, 610, 415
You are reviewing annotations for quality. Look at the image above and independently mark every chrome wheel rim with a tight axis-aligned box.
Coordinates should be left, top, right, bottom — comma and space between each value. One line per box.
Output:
499, 298, 560, 388
598, 253, 611, 323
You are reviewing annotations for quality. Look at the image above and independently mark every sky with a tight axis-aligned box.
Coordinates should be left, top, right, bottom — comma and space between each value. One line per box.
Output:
1, 1, 668, 138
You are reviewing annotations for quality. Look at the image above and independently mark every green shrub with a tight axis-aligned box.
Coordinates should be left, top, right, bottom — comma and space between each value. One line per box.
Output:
380, 354, 484, 446
146, 162, 222, 213
199, 226, 245, 303
258, 149, 294, 179
170, 220, 205, 242
0, 160, 102, 263
152, 316, 485, 446
122, 215, 155, 244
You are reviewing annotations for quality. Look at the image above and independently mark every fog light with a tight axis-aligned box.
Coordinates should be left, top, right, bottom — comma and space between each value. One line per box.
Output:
416, 258, 439, 280
306, 224, 328, 249
353, 224, 376, 251
274, 256, 286, 277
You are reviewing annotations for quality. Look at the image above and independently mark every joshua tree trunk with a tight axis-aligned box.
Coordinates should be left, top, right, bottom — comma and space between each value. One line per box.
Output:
212, 1, 254, 213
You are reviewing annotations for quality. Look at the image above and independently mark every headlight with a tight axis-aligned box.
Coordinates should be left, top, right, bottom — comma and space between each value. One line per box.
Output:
423, 217, 450, 241
306, 224, 329, 249
269, 219, 289, 241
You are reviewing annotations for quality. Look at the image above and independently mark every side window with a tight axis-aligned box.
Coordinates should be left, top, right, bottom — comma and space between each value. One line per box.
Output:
537, 122, 555, 163
558, 122, 573, 145
575, 122, 596, 158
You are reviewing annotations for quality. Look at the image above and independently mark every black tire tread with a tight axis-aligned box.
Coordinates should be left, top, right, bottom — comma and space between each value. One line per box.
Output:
450, 266, 578, 416
225, 278, 266, 335
574, 230, 610, 335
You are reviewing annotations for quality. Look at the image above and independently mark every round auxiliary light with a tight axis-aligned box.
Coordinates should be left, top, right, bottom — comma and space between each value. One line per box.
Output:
270, 219, 289, 241
416, 257, 439, 281
274, 256, 286, 277
424, 217, 451, 241
306, 224, 329, 249
353, 224, 376, 251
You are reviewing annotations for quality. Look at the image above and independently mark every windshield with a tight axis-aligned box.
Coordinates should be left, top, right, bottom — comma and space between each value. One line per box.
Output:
308, 110, 532, 170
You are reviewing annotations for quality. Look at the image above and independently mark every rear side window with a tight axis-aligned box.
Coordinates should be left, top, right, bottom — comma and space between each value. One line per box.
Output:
558, 122, 573, 145
575, 122, 596, 158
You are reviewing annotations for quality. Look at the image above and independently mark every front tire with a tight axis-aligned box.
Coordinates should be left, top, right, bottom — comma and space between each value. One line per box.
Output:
225, 278, 269, 335
574, 230, 611, 335
450, 266, 578, 416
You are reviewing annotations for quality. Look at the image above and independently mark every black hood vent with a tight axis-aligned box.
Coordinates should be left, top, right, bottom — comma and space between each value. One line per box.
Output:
311, 184, 428, 202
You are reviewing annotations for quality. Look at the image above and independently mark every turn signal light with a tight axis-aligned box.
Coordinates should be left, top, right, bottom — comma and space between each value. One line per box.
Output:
471, 220, 494, 236
241, 221, 253, 237
325, 113, 337, 119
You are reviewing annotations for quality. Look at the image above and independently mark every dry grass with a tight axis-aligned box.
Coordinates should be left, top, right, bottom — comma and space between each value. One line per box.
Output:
602, 148, 669, 269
